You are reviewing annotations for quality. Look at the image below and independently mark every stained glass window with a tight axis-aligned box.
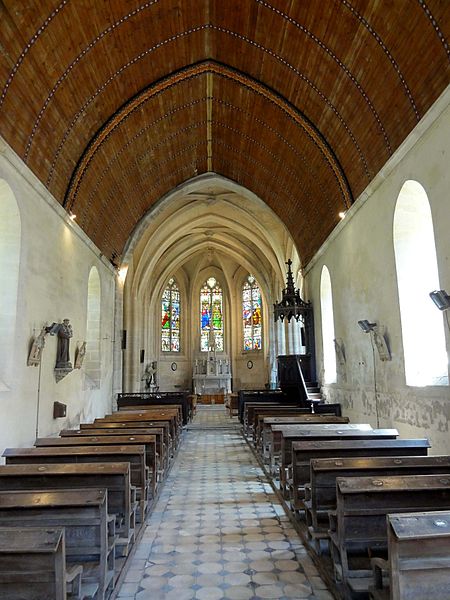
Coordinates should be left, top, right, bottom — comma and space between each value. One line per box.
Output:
161, 278, 180, 352
200, 277, 224, 352
243, 275, 262, 351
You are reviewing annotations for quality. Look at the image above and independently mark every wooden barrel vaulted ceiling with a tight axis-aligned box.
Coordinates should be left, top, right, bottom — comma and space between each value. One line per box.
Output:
0, 1, 449, 266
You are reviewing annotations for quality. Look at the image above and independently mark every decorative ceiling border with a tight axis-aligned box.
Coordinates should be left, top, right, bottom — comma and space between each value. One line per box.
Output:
64, 60, 353, 211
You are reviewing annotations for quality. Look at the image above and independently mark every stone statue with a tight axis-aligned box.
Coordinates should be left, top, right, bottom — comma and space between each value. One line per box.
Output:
74, 341, 87, 369
142, 361, 157, 390
55, 319, 73, 369
27, 327, 47, 366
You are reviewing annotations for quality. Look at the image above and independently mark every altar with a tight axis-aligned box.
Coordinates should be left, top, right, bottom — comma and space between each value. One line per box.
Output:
193, 354, 232, 394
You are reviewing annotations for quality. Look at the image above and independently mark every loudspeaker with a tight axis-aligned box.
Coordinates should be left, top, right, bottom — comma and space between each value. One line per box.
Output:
140, 349, 145, 363
121, 330, 127, 350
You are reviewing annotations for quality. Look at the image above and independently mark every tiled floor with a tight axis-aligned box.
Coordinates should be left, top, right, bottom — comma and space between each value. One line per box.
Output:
117, 406, 333, 600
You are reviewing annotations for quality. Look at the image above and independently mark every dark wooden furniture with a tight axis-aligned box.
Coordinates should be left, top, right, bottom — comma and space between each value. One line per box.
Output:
3, 445, 149, 523
59, 427, 166, 478
0, 527, 69, 600
81, 420, 172, 461
370, 510, 450, 600
259, 415, 349, 462
0, 490, 112, 599
35, 434, 157, 498
117, 392, 192, 424
238, 390, 285, 422
305, 455, 450, 546
0, 463, 135, 553
330, 474, 450, 598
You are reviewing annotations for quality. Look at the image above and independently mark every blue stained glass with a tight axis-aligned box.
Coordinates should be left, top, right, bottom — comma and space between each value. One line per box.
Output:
161, 279, 181, 352
242, 276, 263, 351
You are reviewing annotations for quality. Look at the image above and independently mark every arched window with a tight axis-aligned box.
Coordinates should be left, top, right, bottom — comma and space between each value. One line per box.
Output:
320, 265, 337, 384
161, 278, 180, 352
393, 180, 448, 386
242, 275, 263, 351
0, 179, 21, 387
200, 277, 224, 352
85, 266, 101, 386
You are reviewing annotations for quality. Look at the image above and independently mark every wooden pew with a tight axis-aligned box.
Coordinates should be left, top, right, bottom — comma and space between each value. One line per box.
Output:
0, 527, 71, 600
3, 445, 149, 523
117, 392, 192, 424
244, 404, 308, 438
81, 420, 172, 465
313, 403, 343, 417
60, 428, 166, 480
370, 510, 450, 600
238, 389, 285, 422
0, 490, 113, 600
95, 411, 179, 451
329, 474, 450, 598
305, 455, 450, 548
0, 463, 135, 555
115, 405, 183, 432
249, 406, 312, 443
243, 402, 308, 436
35, 434, 157, 498
259, 414, 350, 461
278, 427, 399, 498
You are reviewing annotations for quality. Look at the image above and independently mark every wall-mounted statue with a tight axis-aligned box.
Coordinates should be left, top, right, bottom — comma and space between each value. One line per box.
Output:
45, 319, 74, 381
55, 319, 73, 369
142, 361, 157, 390
27, 327, 47, 367
74, 341, 87, 369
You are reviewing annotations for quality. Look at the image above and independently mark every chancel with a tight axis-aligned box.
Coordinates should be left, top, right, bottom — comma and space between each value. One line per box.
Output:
0, 2, 449, 599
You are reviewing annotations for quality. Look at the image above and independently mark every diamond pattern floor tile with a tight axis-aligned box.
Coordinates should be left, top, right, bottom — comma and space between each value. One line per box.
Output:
116, 406, 330, 599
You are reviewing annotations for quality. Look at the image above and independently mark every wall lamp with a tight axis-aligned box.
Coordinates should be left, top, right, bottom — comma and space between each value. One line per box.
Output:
430, 290, 450, 311
358, 320, 377, 333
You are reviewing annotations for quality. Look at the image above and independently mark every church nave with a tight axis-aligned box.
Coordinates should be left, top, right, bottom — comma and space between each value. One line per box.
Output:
118, 406, 331, 600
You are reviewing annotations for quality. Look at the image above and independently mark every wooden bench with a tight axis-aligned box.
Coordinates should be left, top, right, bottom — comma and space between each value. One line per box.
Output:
115, 405, 183, 431
35, 434, 157, 499
0, 527, 73, 600
3, 445, 149, 523
313, 403, 342, 417
243, 402, 307, 436
95, 411, 179, 451
238, 390, 285, 422
0, 463, 135, 556
60, 427, 166, 480
370, 510, 450, 600
330, 474, 450, 598
117, 392, 192, 424
259, 415, 350, 461
0, 490, 113, 599
81, 420, 172, 464
305, 454, 450, 548
269, 423, 374, 484
244, 404, 308, 438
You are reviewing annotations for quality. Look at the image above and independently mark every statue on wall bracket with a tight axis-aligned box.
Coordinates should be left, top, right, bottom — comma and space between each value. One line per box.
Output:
46, 319, 74, 382
74, 341, 87, 369
27, 327, 48, 367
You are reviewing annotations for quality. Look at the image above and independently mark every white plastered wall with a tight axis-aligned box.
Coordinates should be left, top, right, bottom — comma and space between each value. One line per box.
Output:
0, 137, 116, 456
306, 85, 450, 454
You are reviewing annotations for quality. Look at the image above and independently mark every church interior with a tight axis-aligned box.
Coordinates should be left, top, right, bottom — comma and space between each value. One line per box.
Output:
0, 1, 450, 599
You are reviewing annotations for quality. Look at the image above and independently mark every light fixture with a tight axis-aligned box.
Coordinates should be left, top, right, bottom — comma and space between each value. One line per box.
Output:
69, 211, 76, 221
273, 259, 311, 323
358, 320, 377, 333
430, 290, 450, 311
339, 211, 346, 219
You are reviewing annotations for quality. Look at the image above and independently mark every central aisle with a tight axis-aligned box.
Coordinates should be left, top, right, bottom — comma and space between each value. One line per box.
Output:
117, 406, 333, 600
